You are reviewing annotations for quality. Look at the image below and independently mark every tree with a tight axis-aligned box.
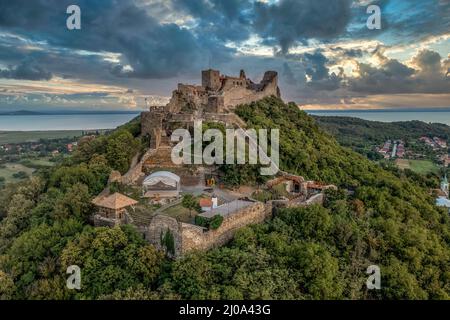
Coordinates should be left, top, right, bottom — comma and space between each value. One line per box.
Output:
182, 194, 201, 218
60, 226, 164, 299
53, 183, 93, 222
209, 215, 223, 230
105, 130, 140, 174
0, 270, 15, 300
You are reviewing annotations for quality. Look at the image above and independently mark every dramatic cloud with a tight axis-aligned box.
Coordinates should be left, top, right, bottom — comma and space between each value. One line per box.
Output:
173, 0, 253, 43
349, 49, 450, 94
0, 0, 235, 79
254, 0, 352, 52
0, 61, 52, 81
0, 0, 448, 110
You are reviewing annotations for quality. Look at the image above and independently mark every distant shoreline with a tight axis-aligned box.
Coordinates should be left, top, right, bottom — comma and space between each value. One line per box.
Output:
305, 108, 450, 113
0, 113, 139, 131
307, 109, 450, 126
0, 111, 141, 116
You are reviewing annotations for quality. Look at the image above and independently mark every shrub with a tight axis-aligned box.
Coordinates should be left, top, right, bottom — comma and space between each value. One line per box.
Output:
209, 215, 224, 230
194, 215, 209, 228
194, 215, 223, 230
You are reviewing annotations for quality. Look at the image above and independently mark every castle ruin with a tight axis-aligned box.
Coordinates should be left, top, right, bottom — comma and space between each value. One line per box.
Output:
141, 69, 280, 150
91, 68, 339, 258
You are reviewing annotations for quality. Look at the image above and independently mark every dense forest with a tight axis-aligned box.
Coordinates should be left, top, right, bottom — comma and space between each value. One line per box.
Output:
0, 97, 449, 300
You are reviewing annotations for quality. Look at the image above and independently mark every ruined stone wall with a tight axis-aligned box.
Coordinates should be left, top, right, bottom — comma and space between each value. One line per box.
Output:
271, 193, 324, 210
143, 215, 182, 256
206, 95, 225, 113
144, 201, 272, 257
121, 152, 145, 185
203, 113, 246, 127
180, 201, 272, 254
302, 193, 324, 206
142, 193, 325, 257
167, 85, 207, 113
162, 70, 279, 116
121, 161, 143, 185
221, 77, 246, 92
222, 82, 279, 109
141, 111, 164, 149
93, 215, 117, 227
169, 113, 195, 122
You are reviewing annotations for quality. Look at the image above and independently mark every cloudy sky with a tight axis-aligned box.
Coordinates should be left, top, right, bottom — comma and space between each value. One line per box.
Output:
0, 0, 449, 111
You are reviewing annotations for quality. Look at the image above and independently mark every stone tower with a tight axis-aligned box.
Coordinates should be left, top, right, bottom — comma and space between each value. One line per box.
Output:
202, 69, 221, 91
141, 106, 164, 149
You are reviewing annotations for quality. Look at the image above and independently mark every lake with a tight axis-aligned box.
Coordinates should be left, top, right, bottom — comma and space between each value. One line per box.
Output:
0, 110, 449, 131
306, 110, 450, 126
0, 113, 140, 131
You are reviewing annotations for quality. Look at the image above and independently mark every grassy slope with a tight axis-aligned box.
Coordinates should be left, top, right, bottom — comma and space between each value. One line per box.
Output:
408, 160, 440, 174
0, 131, 83, 144
0, 163, 34, 183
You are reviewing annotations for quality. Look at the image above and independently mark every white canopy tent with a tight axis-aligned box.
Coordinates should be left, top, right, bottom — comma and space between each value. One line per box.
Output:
143, 171, 180, 190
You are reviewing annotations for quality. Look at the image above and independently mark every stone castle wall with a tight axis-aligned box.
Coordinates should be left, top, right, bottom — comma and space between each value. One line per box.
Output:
203, 113, 247, 127
121, 153, 145, 185
270, 193, 325, 210
140, 69, 279, 151
180, 201, 272, 254
141, 111, 163, 149
222, 73, 279, 109
143, 201, 272, 257
138, 192, 325, 257
143, 215, 183, 257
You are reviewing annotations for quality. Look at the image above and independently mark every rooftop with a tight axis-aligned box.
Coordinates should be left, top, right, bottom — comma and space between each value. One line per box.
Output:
92, 192, 138, 210
199, 199, 254, 218
143, 170, 180, 183
436, 196, 450, 208
199, 198, 213, 207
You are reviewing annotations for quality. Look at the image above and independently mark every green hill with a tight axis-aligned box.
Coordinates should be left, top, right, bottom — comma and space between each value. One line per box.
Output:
314, 115, 450, 144
313, 115, 450, 160
0, 97, 449, 300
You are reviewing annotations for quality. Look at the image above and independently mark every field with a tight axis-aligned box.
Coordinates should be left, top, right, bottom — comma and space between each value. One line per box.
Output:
0, 163, 35, 183
395, 159, 410, 170
0, 130, 83, 144
408, 160, 440, 174
395, 159, 439, 174
20, 157, 55, 168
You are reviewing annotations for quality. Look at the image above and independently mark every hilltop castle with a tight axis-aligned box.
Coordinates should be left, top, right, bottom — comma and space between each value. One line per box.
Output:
141, 69, 280, 149
91, 69, 340, 257
166, 69, 280, 114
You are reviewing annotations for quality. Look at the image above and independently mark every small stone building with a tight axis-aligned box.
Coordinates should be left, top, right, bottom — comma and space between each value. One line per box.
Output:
92, 192, 138, 227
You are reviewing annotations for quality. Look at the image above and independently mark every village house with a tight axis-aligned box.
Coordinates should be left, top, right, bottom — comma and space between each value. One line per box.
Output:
199, 195, 218, 212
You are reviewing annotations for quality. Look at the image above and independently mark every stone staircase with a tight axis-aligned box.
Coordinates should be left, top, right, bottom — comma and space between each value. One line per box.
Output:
143, 146, 180, 168
127, 207, 154, 226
